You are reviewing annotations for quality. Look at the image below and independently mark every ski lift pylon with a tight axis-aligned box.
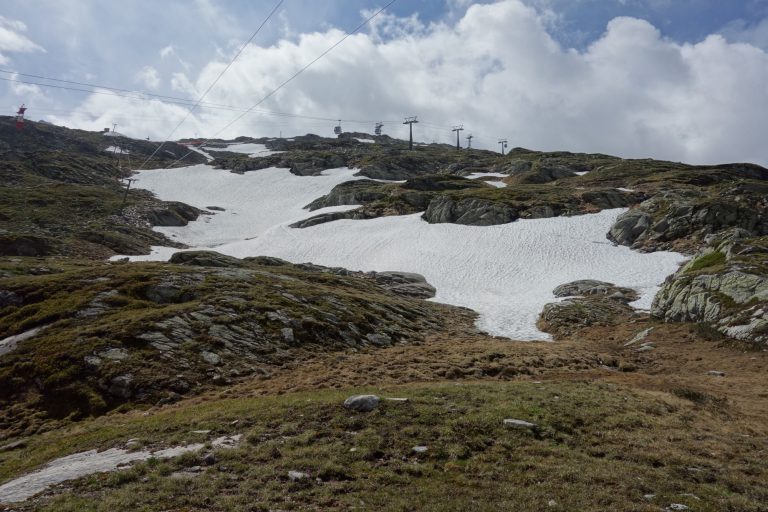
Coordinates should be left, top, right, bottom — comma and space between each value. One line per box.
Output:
374, 122, 383, 136
15, 104, 27, 131
334, 120, 342, 135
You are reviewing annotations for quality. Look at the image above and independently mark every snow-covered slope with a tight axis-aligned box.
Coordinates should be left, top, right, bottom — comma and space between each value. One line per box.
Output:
202, 142, 283, 158
123, 165, 685, 340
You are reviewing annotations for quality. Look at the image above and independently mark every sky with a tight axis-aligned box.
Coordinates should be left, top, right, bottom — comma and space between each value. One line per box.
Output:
2, 0, 768, 165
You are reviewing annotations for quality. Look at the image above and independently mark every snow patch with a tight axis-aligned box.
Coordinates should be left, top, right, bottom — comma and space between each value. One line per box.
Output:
185, 145, 214, 162
0, 435, 241, 503
104, 146, 129, 154
116, 163, 685, 340
355, 138, 375, 143
202, 143, 283, 158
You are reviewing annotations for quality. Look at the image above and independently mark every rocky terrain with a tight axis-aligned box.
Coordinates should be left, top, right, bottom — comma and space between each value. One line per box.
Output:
1, 120, 768, 510
0, 252, 452, 439
0, 117, 207, 258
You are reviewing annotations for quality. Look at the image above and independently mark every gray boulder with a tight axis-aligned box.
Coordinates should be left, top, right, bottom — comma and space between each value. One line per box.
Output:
108, 374, 134, 398
553, 280, 638, 302
423, 196, 518, 226
373, 271, 437, 299
343, 394, 381, 412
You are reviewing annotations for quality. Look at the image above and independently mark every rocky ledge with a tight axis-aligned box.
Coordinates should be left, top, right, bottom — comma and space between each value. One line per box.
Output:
651, 233, 768, 344
0, 253, 448, 438
537, 280, 639, 339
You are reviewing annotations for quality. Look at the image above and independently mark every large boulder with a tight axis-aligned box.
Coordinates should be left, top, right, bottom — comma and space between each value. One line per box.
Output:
372, 271, 436, 299
538, 297, 635, 339
423, 196, 518, 226
146, 202, 199, 227
305, 180, 386, 211
553, 280, 638, 302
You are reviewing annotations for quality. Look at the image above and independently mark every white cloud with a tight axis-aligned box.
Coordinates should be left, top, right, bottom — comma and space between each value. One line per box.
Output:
719, 17, 768, 50
160, 45, 175, 59
55, 1, 768, 166
135, 66, 161, 89
0, 15, 45, 64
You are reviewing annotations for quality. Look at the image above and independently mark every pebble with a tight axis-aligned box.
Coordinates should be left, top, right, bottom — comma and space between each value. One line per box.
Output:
707, 370, 726, 377
412, 446, 428, 454
666, 505, 689, 511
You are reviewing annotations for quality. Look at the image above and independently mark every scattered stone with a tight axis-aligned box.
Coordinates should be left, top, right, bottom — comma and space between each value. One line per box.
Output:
547, 500, 557, 507
636, 345, 655, 352
503, 419, 537, 429
281, 328, 295, 343
125, 439, 140, 449
0, 440, 26, 452
643, 494, 656, 500
99, 348, 129, 361
666, 505, 689, 511
201, 351, 222, 365
412, 446, 428, 454
707, 370, 726, 377
202, 452, 216, 465
288, 470, 310, 481
384, 397, 409, 403
83, 355, 102, 368
343, 395, 381, 412
108, 375, 134, 398
624, 327, 654, 346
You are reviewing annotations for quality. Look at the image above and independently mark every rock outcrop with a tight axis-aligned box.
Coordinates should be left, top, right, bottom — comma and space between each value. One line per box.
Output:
423, 196, 519, 225
538, 280, 639, 339
651, 235, 768, 344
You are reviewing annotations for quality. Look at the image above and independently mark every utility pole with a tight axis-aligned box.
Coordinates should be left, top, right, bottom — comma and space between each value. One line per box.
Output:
121, 178, 137, 210
466, 134, 473, 150
403, 116, 418, 150
498, 139, 508, 155
112, 123, 118, 134
452, 125, 464, 150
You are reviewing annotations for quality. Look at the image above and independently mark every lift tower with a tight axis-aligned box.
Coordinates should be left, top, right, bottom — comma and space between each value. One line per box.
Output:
403, 116, 418, 150
452, 125, 464, 150
498, 139, 508, 155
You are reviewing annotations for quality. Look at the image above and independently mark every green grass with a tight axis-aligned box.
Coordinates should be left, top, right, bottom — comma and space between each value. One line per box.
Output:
685, 251, 727, 273
1, 380, 764, 511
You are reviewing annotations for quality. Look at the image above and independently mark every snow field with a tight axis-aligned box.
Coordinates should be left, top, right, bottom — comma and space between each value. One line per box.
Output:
124, 165, 685, 340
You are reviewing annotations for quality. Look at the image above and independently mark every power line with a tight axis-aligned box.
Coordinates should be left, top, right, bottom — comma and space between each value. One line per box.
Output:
166, 0, 399, 169
138, 0, 285, 169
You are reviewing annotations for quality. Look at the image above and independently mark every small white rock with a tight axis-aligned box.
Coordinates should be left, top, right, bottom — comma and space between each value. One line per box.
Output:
503, 419, 537, 429
412, 446, 428, 454
288, 470, 309, 481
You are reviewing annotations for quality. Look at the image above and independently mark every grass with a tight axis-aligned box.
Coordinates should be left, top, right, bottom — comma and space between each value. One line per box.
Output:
1, 379, 765, 511
0, 256, 452, 438
685, 251, 727, 273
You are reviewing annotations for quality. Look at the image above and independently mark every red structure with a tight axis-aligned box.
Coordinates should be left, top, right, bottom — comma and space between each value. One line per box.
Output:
15, 104, 27, 131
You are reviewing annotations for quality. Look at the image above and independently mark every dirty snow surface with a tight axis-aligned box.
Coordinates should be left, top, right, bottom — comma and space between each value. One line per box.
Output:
0, 435, 241, 503
120, 165, 684, 340
202, 142, 282, 157
465, 172, 507, 188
